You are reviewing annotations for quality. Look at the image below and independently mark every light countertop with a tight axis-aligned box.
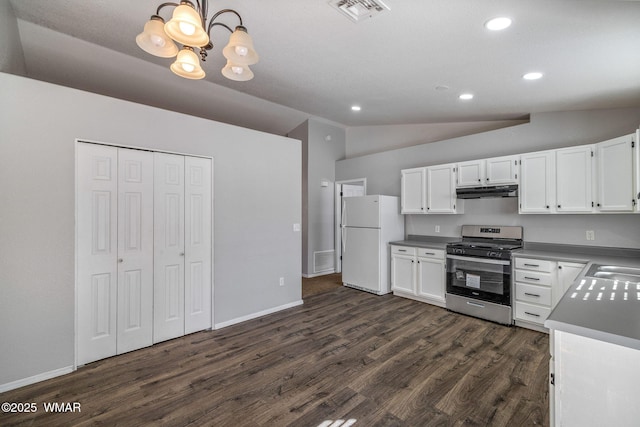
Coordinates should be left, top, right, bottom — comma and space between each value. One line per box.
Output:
524, 243, 640, 350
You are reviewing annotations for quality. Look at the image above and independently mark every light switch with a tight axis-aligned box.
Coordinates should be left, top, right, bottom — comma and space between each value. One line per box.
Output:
293, 223, 301, 232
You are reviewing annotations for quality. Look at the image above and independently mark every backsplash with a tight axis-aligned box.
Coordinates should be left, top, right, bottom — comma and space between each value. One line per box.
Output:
405, 198, 640, 249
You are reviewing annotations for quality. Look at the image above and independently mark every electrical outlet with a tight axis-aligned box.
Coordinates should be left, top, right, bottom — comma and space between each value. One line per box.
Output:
435, 225, 440, 233
279, 277, 285, 286
586, 230, 595, 241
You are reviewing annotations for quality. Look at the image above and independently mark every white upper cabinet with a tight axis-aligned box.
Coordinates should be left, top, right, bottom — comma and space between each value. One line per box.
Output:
401, 167, 426, 214
456, 155, 519, 187
401, 165, 460, 214
519, 150, 556, 214
555, 145, 595, 213
426, 163, 459, 214
457, 160, 485, 187
486, 155, 520, 185
595, 134, 635, 212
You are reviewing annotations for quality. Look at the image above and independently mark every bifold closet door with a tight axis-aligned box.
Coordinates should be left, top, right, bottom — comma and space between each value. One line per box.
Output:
77, 144, 154, 365
153, 153, 212, 342
184, 156, 212, 334
116, 148, 154, 354
77, 144, 118, 365
154, 153, 186, 343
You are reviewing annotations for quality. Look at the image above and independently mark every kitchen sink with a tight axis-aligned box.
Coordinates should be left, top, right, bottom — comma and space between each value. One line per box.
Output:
585, 264, 640, 284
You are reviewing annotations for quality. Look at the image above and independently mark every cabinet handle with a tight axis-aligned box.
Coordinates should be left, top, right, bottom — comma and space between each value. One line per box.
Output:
478, 178, 481, 182
557, 204, 561, 209
180, 252, 185, 256
398, 249, 407, 252
524, 292, 540, 297
546, 205, 549, 209
524, 311, 541, 318
558, 265, 563, 270
524, 263, 540, 267
118, 258, 123, 263
424, 252, 435, 256
524, 276, 540, 281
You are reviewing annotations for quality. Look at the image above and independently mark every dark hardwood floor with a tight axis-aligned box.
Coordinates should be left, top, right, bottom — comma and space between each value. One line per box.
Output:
0, 287, 549, 426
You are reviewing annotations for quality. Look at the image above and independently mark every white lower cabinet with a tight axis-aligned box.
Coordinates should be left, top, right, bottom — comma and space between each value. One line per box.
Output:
513, 256, 585, 331
550, 330, 640, 427
391, 245, 445, 307
77, 143, 212, 365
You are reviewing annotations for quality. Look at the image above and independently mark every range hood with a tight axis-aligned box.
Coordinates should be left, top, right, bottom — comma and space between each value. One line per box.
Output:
456, 184, 518, 199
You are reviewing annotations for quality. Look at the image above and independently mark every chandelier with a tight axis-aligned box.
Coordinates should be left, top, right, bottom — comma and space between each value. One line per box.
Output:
136, 0, 259, 81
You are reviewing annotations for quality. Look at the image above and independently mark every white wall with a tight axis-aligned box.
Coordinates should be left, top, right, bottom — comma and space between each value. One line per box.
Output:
345, 119, 528, 158
0, 0, 26, 75
289, 119, 346, 277
336, 107, 640, 248
0, 73, 301, 387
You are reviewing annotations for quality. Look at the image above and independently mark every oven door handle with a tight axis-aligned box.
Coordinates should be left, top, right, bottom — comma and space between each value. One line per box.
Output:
446, 254, 511, 266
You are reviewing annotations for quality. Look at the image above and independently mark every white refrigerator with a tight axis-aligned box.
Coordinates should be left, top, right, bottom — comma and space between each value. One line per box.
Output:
341, 195, 404, 295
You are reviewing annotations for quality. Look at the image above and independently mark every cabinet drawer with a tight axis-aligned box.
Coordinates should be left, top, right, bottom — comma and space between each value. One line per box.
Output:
515, 301, 551, 324
514, 257, 554, 272
515, 269, 553, 286
515, 283, 552, 306
417, 248, 444, 259
391, 246, 416, 256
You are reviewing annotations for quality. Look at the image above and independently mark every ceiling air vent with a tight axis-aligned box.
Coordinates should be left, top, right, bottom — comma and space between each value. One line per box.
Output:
328, 0, 390, 22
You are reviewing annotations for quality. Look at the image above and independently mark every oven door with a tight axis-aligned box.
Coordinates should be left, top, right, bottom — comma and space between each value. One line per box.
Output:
446, 254, 511, 305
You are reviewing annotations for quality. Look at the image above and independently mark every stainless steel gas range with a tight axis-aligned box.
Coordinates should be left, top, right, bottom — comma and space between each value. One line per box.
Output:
445, 225, 523, 325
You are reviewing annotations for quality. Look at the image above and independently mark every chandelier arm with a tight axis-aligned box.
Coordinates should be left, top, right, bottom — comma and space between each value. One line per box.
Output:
155, 2, 181, 16
207, 9, 243, 35
196, 0, 206, 24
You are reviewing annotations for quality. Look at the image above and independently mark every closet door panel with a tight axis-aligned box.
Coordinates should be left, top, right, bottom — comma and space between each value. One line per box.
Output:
185, 157, 212, 333
77, 143, 118, 365
116, 148, 154, 354
154, 153, 185, 343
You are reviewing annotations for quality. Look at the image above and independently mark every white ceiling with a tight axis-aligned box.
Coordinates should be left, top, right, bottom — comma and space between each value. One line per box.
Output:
7, 0, 640, 136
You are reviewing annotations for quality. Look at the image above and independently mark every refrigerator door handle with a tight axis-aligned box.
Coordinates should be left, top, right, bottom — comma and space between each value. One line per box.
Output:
341, 199, 347, 253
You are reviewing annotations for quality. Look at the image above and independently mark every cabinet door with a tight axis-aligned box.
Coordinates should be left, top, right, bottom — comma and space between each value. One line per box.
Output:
401, 168, 426, 213
520, 151, 555, 214
556, 145, 594, 213
426, 164, 457, 213
116, 148, 154, 354
556, 262, 586, 306
154, 152, 186, 343
596, 135, 634, 212
77, 143, 119, 365
486, 155, 519, 185
417, 257, 445, 302
184, 156, 212, 334
391, 255, 415, 294
457, 160, 484, 187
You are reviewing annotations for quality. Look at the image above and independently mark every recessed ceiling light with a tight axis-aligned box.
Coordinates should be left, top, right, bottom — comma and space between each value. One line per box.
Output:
523, 72, 543, 80
485, 17, 512, 31
459, 93, 474, 100
351, 105, 361, 111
